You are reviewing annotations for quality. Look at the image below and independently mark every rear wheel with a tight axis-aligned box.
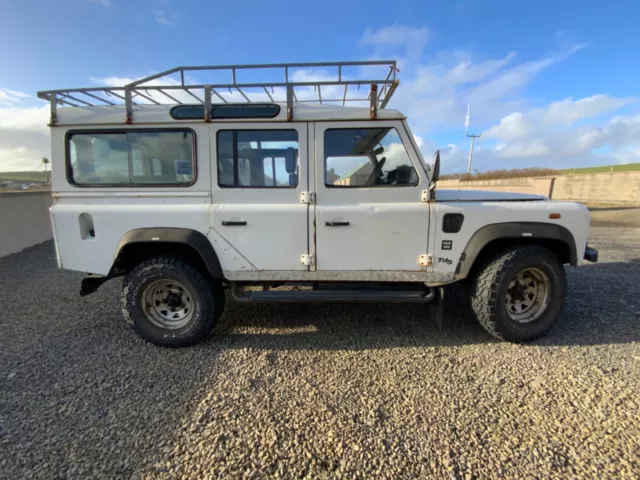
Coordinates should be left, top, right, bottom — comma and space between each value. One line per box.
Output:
121, 256, 224, 347
470, 245, 567, 342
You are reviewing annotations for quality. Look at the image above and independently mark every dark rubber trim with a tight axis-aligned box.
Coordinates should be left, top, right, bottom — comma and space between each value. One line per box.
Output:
584, 246, 598, 263
455, 222, 577, 279
80, 274, 109, 296
112, 227, 224, 279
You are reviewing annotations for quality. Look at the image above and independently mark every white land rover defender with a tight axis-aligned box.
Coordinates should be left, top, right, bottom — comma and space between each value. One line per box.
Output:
38, 61, 598, 347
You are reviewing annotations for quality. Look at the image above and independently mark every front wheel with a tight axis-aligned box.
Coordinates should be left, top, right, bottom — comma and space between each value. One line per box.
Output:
469, 245, 567, 342
121, 256, 224, 347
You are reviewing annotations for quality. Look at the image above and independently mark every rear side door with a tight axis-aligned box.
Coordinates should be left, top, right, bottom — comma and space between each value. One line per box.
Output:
313, 121, 430, 273
210, 123, 309, 271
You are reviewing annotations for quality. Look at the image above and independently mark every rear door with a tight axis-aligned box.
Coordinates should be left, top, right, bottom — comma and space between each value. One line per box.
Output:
313, 121, 430, 272
210, 123, 309, 271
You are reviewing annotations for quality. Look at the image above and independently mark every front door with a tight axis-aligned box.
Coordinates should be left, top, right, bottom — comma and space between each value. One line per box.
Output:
314, 121, 430, 272
210, 123, 309, 271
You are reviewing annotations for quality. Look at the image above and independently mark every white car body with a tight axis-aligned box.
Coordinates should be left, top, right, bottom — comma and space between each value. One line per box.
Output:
48, 103, 590, 286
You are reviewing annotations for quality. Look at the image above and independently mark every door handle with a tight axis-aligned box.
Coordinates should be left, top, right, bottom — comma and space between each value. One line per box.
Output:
325, 221, 350, 227
221, 220, 247, 226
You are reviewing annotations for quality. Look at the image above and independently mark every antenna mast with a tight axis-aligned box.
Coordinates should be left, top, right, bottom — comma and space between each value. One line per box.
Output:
465, 104, 481, 175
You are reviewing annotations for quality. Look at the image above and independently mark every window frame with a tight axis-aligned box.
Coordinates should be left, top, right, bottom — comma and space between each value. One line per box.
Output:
65, 128, 197, 188
216, 129, 300, 189
323, 127, 419, 189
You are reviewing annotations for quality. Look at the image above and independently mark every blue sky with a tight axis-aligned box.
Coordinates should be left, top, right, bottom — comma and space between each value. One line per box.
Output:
1, 0, 639, 172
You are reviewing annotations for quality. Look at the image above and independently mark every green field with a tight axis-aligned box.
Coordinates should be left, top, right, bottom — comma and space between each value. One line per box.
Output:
0, 171, 48, 183
559, 163, 640, 175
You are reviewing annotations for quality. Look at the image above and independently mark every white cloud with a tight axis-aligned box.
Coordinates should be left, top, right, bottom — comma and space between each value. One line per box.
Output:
0, 89, 31, 107
372, 42, 585, 139
359, 25, 429, 58
485, 94, 636, 141
355, 24, 640, 170
478, 96, 640, 166
0, 96, 50, 171
154, 10, 177, 27
88, 0, 113, 6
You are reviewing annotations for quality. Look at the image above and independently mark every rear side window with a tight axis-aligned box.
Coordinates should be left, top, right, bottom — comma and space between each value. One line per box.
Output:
217, 130, 299, 188
67, 130, 195, 186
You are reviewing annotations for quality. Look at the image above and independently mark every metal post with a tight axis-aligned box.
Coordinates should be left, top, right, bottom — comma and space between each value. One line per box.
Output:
286, 84, 294, 121
50, 93, 57, 125
125, 88, 133, 124
204, 86, 211, 122
466, 133, 481, 175
370, 83, 378, 120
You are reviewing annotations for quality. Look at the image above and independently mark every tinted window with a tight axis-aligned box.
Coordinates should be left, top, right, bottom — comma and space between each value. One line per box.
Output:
171, 104, 280, 120
325, 128, 418, 187
68, 130, 195, 185
217, 130, 299, 188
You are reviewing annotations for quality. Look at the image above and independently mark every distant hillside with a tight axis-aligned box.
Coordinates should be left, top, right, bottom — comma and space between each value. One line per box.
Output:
441, 163, 640, 181
559, 163, 640, 174
0, 171, 48, 183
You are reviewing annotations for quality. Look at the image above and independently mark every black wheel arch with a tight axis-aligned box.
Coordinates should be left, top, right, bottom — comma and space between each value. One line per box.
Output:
109, 227, 225, 280
455, 222, 577, 280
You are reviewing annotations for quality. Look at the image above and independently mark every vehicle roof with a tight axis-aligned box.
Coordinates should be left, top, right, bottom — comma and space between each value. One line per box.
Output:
55, 103, 405, 126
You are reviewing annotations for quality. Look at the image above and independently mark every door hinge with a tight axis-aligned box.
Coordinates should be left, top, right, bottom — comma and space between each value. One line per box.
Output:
421, 190, 429, 202
419, 254, 433, 267
301, 254, 315, 266
300, 191, 315, 204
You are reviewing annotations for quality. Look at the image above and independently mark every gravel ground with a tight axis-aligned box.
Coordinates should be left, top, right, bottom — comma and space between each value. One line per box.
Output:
1, 224, 639, 479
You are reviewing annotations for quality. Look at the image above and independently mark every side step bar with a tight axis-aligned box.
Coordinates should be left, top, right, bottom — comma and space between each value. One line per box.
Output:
232, 284, 436, 304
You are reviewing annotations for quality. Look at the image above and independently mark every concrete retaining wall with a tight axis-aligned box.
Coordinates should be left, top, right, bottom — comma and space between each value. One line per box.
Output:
439, 171, 640, 204
438, 177, 555, 197
551, 172, 640, 204
0, 191, 53, 257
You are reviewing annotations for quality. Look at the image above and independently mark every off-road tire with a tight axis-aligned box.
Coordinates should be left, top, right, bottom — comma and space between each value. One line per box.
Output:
469, 245, 567, 342
121, 256, 224, 347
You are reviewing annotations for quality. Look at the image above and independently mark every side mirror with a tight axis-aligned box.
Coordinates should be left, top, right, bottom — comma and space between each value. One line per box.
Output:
373, 146, 385, 156
431, 150, 441, 182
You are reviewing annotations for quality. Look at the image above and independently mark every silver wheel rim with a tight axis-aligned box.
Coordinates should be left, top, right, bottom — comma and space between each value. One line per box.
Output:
505, 267, 550, 323
142, 279, 194, 329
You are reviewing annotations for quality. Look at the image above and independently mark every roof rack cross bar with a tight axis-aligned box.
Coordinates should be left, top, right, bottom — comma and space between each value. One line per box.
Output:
157, 89, 182, 104
379, 80, 399, 109
59, 93, 93, 107
263, 86, 274, 102
210, 88, 228, 104
236, 87, 251, 103
183, 88, 204, 104
132, 90, 160, 105
82, 91, 116, 105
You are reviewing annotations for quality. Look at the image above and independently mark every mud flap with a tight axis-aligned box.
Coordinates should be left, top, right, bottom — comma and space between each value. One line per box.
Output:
427, 286, 446, 329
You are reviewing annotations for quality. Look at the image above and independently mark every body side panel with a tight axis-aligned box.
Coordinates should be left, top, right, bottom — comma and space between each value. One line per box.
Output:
431, 200, 590, 279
